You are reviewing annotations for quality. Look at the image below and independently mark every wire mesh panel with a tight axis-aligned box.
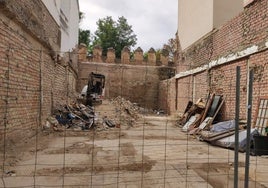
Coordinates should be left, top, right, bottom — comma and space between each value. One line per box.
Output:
1, 46, 268, 188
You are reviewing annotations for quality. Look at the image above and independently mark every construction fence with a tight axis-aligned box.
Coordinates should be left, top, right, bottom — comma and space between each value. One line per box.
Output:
0, 44, 268, 187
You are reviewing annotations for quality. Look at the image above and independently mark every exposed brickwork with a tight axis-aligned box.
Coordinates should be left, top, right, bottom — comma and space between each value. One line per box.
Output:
0, 0, 60, 53
250, 50, 268, 123
0, 1, 77, 142
192, 71, 209, 102
175, 76, 193, 113
160, 0, 268, 123
209, 60, 248, 120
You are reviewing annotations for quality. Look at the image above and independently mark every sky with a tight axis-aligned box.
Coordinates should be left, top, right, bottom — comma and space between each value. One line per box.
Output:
78, 0, 178, 51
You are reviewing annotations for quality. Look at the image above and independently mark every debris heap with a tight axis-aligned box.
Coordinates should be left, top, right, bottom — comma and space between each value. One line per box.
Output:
44, 96, 151, 132
45, 102, 95, 131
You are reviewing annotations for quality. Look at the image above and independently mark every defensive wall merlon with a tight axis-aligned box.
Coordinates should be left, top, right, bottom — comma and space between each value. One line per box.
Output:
78, 44, 175, 66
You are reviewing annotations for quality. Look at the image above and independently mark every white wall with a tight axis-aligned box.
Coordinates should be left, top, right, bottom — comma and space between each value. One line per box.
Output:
178, 0, 243, 50
42, 0, 61, 25
213, 0, 243, 29
178, 0, 213, 50
42, 0, 79, 53
61, 0, 79, 52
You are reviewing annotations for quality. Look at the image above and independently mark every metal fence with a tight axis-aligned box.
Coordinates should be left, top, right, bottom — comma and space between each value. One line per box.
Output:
1, 45, 268, 188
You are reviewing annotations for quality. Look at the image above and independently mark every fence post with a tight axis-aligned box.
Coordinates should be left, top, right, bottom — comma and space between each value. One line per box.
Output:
234, 66, 240, 188
244, 69, 254, 188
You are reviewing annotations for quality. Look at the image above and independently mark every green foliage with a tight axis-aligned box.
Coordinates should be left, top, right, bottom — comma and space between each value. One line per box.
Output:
115, 16, 137, 57
93, 16, 137, 58
79, 29, 91, 47
143, 52, 148, 60
156, 49, 161, 62
94, 16, 117, 56
79, 11, 92, 50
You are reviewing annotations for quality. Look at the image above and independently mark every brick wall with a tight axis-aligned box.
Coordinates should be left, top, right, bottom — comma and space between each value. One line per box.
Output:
0, 1, 78, 142
159, 0, 268, 123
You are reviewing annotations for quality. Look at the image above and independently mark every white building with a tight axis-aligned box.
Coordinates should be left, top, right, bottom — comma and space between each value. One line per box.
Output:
42, 0, 79, 53
178, 0, 244, 50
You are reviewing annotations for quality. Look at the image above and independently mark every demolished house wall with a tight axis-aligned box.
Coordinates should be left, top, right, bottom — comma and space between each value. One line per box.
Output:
0, 1, 78, 142
159, 0, 268, 121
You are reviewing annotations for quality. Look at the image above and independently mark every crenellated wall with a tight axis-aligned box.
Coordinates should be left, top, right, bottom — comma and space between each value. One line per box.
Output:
78, 45, 174, 66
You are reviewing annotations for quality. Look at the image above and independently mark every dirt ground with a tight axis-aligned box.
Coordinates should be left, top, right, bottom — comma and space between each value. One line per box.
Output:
1, 99, 268, 188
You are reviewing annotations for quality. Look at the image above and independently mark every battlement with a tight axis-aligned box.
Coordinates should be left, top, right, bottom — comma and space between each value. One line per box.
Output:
78, 44, 174, 66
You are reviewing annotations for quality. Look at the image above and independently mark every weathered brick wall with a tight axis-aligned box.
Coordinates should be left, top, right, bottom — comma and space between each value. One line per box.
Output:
158, 78, 177, 114
175, 76, 193, 113
78, 62, 175, 110
0, 1, 78, 142
160, 0, 267, 122
250, 50, 268, 124
209, 60, 248, 120
193, 71, 209, 102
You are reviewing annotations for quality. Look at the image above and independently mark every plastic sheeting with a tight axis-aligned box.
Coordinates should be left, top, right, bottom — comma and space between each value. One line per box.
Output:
212, 128, 259, 152
211, 120, 235, 132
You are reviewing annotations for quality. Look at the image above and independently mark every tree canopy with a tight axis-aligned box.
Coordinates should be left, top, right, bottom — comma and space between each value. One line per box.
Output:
94, 16, 137, 58
79, 12, 91, 48
79, 29, 90, 46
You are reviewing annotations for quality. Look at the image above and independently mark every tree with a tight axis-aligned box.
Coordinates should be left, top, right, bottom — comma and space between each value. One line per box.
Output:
94, 16, 117, 56
79, 12, 91, 48
93, 16, 137, 58
163, 38, 178, 62
79, 29, 91, 47
115, 16, 137, 57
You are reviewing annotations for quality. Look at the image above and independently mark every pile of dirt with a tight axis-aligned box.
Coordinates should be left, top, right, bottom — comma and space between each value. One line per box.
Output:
109, 96, 141, 128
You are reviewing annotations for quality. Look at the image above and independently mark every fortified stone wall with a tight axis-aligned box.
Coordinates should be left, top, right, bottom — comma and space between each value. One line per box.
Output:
0, 1, 78, 142
78, 44, 176, 109
78, 45, 174, 67
159, 0, 268, 123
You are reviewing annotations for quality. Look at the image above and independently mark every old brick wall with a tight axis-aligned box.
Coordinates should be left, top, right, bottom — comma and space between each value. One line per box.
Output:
78, 62, 175, 110
159, 0, 267, 122
175, 76, 193, 113
159, 78, 177, 114
249, 50, 268, 124
0, 1, 78, 142
209, 59, 249, 120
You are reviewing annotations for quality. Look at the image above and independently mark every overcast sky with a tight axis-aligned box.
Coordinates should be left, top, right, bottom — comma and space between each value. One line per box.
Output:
79, 0, 178, 51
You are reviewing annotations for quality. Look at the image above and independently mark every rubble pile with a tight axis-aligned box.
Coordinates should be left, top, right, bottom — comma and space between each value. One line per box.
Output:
111, 97, 141, 118
109, 96, 143, 128
45, 102, 95, 131
44, 96, 152, 132
111, 96, 156, 115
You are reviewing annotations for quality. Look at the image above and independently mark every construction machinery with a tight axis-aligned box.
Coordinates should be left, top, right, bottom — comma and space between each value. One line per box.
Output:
81, 72, 105, 106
